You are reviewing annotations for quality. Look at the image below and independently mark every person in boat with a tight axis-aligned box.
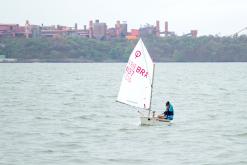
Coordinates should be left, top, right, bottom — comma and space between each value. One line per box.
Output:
158, 101, 174, 120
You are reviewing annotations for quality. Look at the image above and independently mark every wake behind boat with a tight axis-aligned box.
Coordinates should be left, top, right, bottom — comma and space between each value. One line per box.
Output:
117, 38, 172, 126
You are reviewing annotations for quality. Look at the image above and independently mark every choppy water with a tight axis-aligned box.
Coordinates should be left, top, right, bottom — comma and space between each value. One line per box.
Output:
0, 63, 247, 165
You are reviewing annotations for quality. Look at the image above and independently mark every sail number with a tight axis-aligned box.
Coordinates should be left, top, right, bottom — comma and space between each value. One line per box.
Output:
136, 66, 149, 78
125, 60, 149, 82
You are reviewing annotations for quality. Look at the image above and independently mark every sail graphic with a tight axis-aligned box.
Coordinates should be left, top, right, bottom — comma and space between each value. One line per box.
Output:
117, 39, 154, 110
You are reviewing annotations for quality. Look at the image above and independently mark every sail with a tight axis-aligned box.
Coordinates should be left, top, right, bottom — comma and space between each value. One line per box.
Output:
117, 39, 154, 110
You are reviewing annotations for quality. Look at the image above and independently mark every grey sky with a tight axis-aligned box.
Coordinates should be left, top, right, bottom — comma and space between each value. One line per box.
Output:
0, 0, 246, 36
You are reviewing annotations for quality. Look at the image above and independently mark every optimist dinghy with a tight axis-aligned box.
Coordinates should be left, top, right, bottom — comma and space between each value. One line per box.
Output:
117, 38, 171, 126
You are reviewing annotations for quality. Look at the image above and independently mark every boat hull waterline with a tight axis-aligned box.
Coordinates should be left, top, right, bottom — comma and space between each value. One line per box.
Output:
140, 117, 171, 126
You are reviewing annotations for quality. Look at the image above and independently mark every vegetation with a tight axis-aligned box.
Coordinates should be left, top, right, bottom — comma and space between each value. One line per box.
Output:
0, 35, 247, 62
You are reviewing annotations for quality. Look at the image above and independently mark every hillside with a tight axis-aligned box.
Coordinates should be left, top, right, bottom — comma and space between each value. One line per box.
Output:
1, 35, 247, 62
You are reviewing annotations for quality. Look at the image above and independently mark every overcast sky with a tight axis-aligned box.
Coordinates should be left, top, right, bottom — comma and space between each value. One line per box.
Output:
0, 0, 246, 36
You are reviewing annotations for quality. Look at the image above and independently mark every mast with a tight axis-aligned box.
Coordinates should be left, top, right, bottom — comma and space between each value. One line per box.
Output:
148, 63, 155, 117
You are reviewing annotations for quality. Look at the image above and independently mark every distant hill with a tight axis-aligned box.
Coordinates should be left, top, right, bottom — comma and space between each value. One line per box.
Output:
0, 35, 247, 62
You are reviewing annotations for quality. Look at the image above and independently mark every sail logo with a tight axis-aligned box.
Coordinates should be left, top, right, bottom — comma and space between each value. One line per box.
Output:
135, 50, 141, 58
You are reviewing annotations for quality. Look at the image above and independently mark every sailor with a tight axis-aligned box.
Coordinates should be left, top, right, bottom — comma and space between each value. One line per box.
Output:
158, 101, 174, 120
164, 101, 174, 120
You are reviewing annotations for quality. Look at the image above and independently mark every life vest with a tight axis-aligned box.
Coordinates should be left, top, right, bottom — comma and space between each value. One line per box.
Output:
167, 104, 174, 116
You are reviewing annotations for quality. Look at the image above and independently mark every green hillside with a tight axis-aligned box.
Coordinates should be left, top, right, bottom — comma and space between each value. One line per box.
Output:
1, 35, 247, 62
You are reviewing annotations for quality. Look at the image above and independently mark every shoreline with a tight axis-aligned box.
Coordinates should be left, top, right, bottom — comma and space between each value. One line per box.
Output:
1, 59, 247, 63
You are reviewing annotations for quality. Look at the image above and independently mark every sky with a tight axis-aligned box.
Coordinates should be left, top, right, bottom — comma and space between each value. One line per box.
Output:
0, 0, 246, 36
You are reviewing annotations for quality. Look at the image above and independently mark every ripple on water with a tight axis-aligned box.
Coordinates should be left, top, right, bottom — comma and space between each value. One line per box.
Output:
0, 63, 247, 165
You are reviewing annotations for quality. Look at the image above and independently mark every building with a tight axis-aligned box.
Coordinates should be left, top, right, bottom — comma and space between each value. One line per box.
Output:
0, 24, 19, 37
156, 20, 160, 37
139, 25, 156, 36
115, 21, 128, 38
0, 19, 196, 40
77, 25, 89, 38
107, 28, 116, 39
89, 21, 93, 38
191, 30, 198, 38
120, 22, 128, 37
31, 25, 41, 38
0, 55, 17, 62
182, 30, 198, 38
126, 29, 139, 40
0, 55, 6, 62
25, 20, 32, 38
0, 21, 33, 38
39, 24, 79, 38
158, 21, 176, 37
93, 20, 107, 40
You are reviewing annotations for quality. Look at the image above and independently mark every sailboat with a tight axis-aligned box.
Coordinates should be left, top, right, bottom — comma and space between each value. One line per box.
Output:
117, 38, 171, 125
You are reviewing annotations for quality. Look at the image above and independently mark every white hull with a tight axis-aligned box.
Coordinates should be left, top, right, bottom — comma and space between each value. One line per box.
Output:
140, 117, 171, 126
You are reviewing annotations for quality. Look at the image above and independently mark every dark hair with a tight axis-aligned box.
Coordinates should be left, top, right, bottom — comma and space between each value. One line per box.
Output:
166, 101, 170, 106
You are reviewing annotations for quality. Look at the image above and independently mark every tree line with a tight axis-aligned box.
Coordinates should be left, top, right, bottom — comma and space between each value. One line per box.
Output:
0, 35, 247, 62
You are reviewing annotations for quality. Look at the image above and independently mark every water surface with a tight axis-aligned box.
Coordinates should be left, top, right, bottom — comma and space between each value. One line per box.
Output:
0, 63, 247, 165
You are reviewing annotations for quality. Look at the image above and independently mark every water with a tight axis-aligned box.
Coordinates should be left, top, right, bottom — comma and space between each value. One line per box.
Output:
0, 63, 247, 165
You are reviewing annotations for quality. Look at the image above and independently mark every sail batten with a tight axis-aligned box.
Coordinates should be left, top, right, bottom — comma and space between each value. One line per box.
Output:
117, 39, 154, 110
